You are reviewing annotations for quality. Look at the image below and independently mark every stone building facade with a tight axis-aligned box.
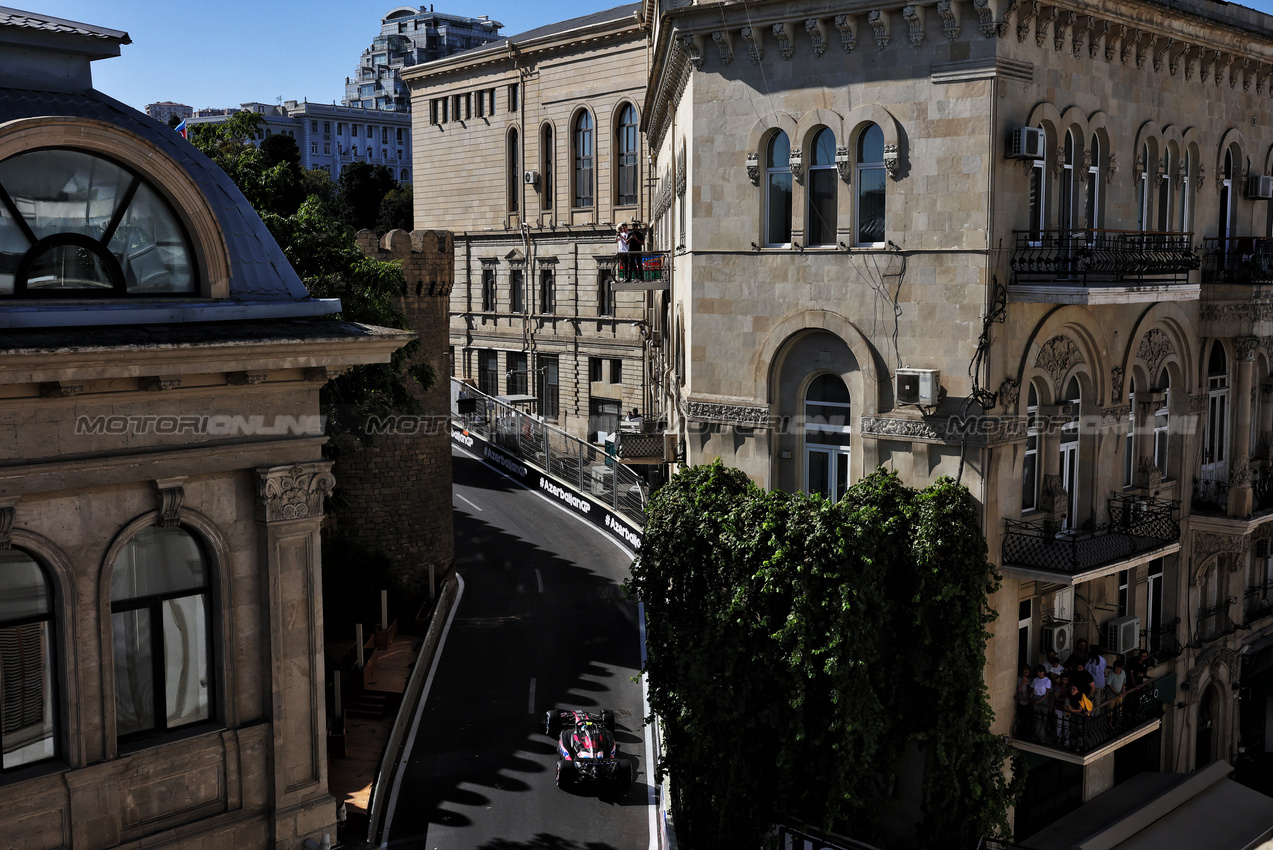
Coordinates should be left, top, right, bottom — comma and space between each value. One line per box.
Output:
644, 0, 1273, 838
0, 9, 409, 849
404, 4, 655, 442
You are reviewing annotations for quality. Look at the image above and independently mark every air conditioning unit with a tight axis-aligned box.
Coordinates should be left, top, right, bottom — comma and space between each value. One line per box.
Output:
896, 369, 947, 404
1043, 623, 1074, 656
1106, 615, 1140, 655
1248, 174, 1273, 200
1009, 126, 1045, 159
523, 169, 540, 186
895, 369, 941, 406
663, 432, 680, 463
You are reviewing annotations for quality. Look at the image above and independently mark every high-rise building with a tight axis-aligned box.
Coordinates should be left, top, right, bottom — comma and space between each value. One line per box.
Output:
344, 7, 503, 112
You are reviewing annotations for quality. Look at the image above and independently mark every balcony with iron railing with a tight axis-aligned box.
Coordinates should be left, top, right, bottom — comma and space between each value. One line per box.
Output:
1001, 494, 1181, 581
1144, 617, 1184, 662
612, 252, 669, 291
1243, 581, 1273, 626
1011, 676, 1166, 758
1201, 237, 1273, 285
1194, 465, 1273, 516
1194, 599, 1238, 646
1009, 229, 1199, 304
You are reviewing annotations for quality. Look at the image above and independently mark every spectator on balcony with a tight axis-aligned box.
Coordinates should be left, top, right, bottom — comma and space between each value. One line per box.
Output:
1029, 665, 1052, 741
1085, 643, 1108, 704
1127, 648, 1155, 686
1044, 650, 1064, 682
1068, 657, 1095, 701
1106, 657, 1128, 708
1065, 637, 1090, 668
616, 223, 632, 281
1017, 664, 1033, 706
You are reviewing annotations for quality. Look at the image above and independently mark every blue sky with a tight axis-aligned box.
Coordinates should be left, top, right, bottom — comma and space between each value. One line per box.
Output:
31, 0, 1273, 112
34, 1, 620, 111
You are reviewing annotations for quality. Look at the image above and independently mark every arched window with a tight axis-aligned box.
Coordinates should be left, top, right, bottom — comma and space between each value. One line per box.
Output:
806, 128, 837, 247
1155, 369, 1171, 476
1137, 142, 1150, 232
804, 374, 851, 502
1029, 124, 1046, 244
400, 169, 408, 181
1159, 145, 1175, 231
111, 526, 213, 741
0, 149, 196, 296
1204, 342, 1229, 483
1220, 149, 1235, 248
507, 128, 520, 214
764, 131, 792, 247
541, 124, 554, 212
1179, 149, 1191, 233
0, 548, 57, 770
1085, 133, 1101, 233
1023, 382, 1039, 511
855, 124, 886, 246
573, 112, 594, 208
1060, 131, 1075, 234
1060, 377, 1081, 530
616, 105, 638, 207
1124, 376, 1136, 488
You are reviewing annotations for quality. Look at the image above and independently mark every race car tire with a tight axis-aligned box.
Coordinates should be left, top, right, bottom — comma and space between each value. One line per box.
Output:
614, 759, 633, 793
545, 710, 557, 736
601, 709, 615, 731
556, 759, 574, 788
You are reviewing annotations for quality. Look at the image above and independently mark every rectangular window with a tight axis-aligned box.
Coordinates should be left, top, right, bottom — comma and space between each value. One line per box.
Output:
1118, 570, 1130, 617
476, 92, 486, 118
311, 121, 318, 132
610, 358, 622, 384
507, 352, 528, 395
382, 127, 389, 144
481, 266, 496, 311
538, 354, 559, 420
324, 144, 330, 154
311, 143, 318, 154
397, 128, 404, 143
478, 350, 499, 396
338, 122, 345, 135
539, 268, 554, 313
597, 270, 614, 316
324, 122, 331, 133
352, 124, 360, 137
590, 396, 621, 443
589, 357, 603, 383
508, 83, 519, 112
1155, 390, 1170, 476
1023, 397, 1038, 510
510, 268, 524, 313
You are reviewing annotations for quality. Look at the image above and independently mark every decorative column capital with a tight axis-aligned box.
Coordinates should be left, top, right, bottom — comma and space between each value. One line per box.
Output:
256, 462, 335, 523
1235, 337, 1260, 362
154, 477, 187, 528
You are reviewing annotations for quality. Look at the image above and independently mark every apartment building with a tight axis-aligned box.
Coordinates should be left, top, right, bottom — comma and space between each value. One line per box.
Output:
405, 4, 654, 443
345, 6, 503, 111
643, 0, 1273, 838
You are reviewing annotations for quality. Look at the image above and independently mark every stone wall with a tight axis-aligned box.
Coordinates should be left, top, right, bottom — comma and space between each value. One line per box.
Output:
332, 229, 455, 604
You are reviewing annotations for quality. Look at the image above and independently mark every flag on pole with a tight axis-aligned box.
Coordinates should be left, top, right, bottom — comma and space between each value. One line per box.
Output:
174, 119, 188, 139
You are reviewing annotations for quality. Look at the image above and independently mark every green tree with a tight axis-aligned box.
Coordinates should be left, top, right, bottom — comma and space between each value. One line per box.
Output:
376, 183, 414, 233
337, 161, 398, 232
627, 462, 1022, 850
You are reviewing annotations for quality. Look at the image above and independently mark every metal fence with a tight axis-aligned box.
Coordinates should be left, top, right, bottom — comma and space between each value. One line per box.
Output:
450, 379, 648, 525
1001, 495, 1179, 576
1011, 676, 1165, 755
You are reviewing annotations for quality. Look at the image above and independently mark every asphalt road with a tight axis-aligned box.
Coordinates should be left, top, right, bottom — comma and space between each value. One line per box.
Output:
383, 446, 654, 850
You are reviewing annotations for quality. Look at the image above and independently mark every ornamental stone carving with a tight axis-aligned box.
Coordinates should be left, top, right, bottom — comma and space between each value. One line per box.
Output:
789, 147, 805, 183
1039, 474, 1068, 515
678, 34, 703, 71
937, 0, 959, 41
1191, 530, 1244, 585
834, 14, 858, 52
0, 505, 13, 550
1016, 0, 1037, 43
1035, 335, 1084, 393
155, 478, 186, 528
1101, 405, 1130, 428
1106, 24, 1124, 62
772, 22, 794, 60
972, 0, 995, 38
1153, 36, 1173, 72
903, 5, 925, 46
1121, 28, 1136, 65
1070, 15, 1090, 58
998, 377, 1021, 408
869, 9, 890, 49
1139, 328, 1175, 378
1231, 457, 1252, 489
741, 26, 763, 63
835, 145, 852, 181
1105, 153, 1118, 185
1111, 366, 1125, 401
805, 18, 827, 57
883, 144, 900, 178
227, 371, 268, 386
1136, 456, 1163, 490
712, 30, 734, 65
1184, 646, 1238, 704
1235, 336, 1260, 362
257, 462, 336, 523
685, 400, 770, 427
1089, 19, 1108, 60
1189, 392, 1208, 412
859, 415, 1025, 445
1136, 32, 1155, 69
746, 152, 760, 185
1201, 303, 1273, 323
1053, 10, 1074, 52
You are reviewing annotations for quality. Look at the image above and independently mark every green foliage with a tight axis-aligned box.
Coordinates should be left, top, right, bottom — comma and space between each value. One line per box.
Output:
627, 462, 1023, 850
337, 161, 399, 232
376, 183, 414, 234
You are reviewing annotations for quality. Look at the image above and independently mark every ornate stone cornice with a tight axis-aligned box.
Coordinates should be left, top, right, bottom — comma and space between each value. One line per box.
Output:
1191, 529, 1245, 585
712, 29, 734, 65
1035, 6, 1056, 49
869, 9, 890, 49
1111, 366, 1125, 401
227, 371, 268, 386
903, 5, 925, 46
1016, 0, 1037, 43
999, 377, 1021, 408
40, 381, 83, 398
678, 33, 703, 71
741, 25, 763, 63
1184, 645, 1238, 704
859, 414, 1026, 445
938, 0, 959, 42
1235, 336, 1260, 362
139, 376, 181, 392
805, 18, 827, 57
256, 462, 335, 523
1201, 303, 1273, 324
834, 13, 858, 52
772, 21, 794, 59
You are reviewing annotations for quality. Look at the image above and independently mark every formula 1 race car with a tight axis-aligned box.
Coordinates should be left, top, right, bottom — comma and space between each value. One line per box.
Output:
544, 708, 633, 791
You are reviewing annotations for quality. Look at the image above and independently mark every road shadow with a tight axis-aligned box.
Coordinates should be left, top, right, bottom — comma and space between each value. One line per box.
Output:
477, 836, 619, 850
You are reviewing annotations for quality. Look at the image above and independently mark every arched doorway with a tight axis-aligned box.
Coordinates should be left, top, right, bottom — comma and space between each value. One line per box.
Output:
803, 374, 851, 502
1196, 684, 1220, 766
